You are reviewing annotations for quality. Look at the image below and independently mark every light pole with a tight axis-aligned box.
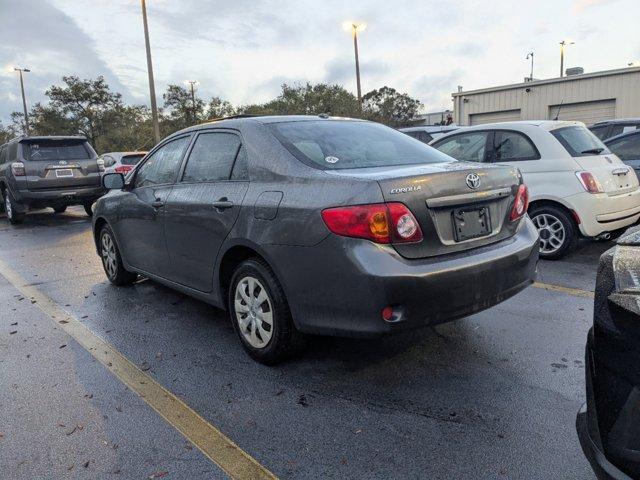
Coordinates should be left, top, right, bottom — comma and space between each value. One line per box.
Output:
141, 0, 160, 144
344, 22, 366, 107
559, 40, 575, 77
14, 67, 30, 135
186, 80, 198, 123
526, 52, 534, 81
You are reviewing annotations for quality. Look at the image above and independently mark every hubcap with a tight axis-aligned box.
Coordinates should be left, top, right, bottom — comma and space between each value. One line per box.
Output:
101, 233, 118, 279
234, 276, 273, 349
5, 195, 12, 220
532, 213, 565, 255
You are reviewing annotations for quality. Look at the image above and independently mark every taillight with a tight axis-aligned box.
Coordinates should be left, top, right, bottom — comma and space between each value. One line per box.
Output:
115, 165, 132, 174
321, 202, 423, 244
97, 158, 105, 172
11, 162, 25, 177
510, 184, 529, 222
575, 171, 603, 194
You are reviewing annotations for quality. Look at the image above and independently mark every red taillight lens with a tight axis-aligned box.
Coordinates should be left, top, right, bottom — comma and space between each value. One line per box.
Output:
321, 202, 423, 244
510, 184, 529, 222
115, 165, 132, 174
11, 162, 25, 177
575, 171, 603, 194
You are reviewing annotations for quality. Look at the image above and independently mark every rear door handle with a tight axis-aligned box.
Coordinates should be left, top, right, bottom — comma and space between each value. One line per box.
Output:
211, 198, 234, 210
152, 199, 164, 208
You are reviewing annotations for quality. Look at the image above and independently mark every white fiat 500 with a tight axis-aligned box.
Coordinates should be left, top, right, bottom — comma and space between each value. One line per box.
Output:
432, 121, 640, 259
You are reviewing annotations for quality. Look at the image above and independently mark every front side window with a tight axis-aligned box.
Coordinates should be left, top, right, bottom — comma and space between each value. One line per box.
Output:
607, 134, 640, 161
493, 131, 540, 161
135, 136, 190, 188
551, 126, 611, 157
433, 132, 490, 163
182, 132, 242, 183
22, 140, 91, 160
270, 120, 453, 170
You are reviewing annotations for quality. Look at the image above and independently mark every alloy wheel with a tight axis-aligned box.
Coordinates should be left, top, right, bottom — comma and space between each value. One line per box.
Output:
234, 276, 273, 349
101, 232, 118, 279
532, 213, 565, 255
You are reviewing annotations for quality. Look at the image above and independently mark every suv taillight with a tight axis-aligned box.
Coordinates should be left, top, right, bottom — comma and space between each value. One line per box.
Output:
11, 162, 25, 177
576, 171, 603, 194
321, 202, 423, 244
510, 184, 529, 222
97, 158, 105, 172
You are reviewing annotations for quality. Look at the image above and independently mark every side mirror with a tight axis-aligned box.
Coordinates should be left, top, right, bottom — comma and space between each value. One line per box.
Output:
102, 172, 125, 190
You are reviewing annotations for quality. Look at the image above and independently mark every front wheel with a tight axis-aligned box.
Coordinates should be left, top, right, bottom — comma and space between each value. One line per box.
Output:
4, 191, 25, 225
229, 258, 300, 365
99, 225, 137, 286
530, 205, 577, 260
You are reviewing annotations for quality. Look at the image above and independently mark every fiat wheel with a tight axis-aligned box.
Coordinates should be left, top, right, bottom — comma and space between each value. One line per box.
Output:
530, 205, 577, 260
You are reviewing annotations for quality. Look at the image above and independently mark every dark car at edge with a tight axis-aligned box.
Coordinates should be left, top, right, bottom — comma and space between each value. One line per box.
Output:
92, 115, 539, 364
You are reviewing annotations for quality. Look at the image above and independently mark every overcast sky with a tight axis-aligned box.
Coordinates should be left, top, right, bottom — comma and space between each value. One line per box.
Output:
1, 0, 639, 124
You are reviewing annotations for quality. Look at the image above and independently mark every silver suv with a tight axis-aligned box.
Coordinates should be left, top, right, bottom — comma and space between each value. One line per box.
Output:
0, 136, 104, 224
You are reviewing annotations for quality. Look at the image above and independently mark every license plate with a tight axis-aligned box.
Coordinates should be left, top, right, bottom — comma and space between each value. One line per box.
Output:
452, 206, 492, 242
55, 169, 74, 178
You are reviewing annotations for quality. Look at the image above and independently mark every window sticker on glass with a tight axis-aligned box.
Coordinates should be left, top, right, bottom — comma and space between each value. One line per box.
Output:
325, 156, 339, 164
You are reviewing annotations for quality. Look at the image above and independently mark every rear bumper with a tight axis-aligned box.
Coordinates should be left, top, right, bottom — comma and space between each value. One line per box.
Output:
268, 216, 539, 337
567, 189, 640, 237
12, 186, 104, 208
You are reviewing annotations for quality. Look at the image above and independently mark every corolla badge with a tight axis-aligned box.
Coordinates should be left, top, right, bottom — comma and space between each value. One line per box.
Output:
465, 173, 481, 190
389, 185, 422, 194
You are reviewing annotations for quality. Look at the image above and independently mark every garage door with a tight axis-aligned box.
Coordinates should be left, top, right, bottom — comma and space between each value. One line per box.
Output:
548, 99, 615, 125
469, 109, 521, 125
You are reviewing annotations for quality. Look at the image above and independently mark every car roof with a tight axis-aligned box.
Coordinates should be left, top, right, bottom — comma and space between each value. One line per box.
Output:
592, 118, 640, 126
399, 126, 458, 133
605, 129, 640, 143
436, 120, 583, 133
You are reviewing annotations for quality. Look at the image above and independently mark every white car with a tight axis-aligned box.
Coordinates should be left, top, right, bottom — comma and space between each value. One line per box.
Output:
399, 125, 459, 144
97, 151, 147, 175
431, 121, 640, 259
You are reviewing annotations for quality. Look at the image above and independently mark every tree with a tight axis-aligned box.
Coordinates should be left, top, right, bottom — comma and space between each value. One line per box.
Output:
362, 86, 422, 127
162, 84, 205, 131
207, 97, 236, 119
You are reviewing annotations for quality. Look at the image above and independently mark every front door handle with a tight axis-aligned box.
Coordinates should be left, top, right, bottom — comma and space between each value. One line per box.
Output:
211, 198, 234, 210
152, 199, 164, 208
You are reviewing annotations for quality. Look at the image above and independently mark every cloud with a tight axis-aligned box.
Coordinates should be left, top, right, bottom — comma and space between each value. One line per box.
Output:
439, 42, 486, 58
573, 0, 620, 13
323, 57, 388, 85
413, 69, 464, 112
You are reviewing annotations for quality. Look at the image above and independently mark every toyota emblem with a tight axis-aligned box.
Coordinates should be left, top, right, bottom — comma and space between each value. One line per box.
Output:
465, 173, 481, 190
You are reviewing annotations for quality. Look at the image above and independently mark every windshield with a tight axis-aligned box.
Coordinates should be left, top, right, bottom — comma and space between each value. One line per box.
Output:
22, 140, 91, 161
551, 126, 610, 157
270, 120, 455, 170
121, 154, 145, 165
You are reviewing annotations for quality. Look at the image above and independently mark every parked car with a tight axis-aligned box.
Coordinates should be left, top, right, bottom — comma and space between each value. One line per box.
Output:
589, 119, 640, 141
431, 121, 640, 259
93, 115, 538, 364
576, 225, 640, 480
399, 125, 459, 144
605, 130, 640, 177
97, 151, 147, 175
0, 135, 104, 224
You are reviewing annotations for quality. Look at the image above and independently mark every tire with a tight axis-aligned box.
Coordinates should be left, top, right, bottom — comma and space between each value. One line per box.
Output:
529, 205, 577, 260
99, 225, 137, 286
53, 206, 67, 214
84, 203, 94, 217
3, 190, 25, 225
228, 258, 300, 365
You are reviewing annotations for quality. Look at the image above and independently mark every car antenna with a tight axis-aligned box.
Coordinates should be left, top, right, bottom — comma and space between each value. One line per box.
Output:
554, 99, 564, 121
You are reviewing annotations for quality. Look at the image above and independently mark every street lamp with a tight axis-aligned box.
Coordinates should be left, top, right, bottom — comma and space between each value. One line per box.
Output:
343, 21, 366, 107
526, 52, 534, 81
185, 80, 198, 122
14, 67, 30, 135
559, 40, 575, 77
141, 0, 160, 144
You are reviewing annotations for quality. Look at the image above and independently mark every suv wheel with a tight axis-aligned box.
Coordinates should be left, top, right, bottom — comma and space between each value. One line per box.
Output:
3, 191, 25, 225
99, 225, 137, 286
84, 203, 93, 217
53, 206, 67, 214
530, 205, 577, 260
229, 258, 300, 364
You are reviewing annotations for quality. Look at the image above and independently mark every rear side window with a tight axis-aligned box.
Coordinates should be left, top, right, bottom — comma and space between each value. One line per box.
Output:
551, 126, 610, 157
22, 140, 90, 160
182, 132, 242, 183
607, 134, 640, 161
121, 154, 145, 166
433, 131, 490, 162
7, 143, 18, 161
270, 120, 453, 170
493, 131, 540, 161
0, 146, 6, 164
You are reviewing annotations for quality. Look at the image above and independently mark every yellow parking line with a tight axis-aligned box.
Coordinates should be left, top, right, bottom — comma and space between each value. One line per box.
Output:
532, 281, 595, 299
0, 259, 277, 480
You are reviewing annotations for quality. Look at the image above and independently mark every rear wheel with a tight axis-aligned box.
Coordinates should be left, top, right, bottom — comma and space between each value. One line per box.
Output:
53, 206, 67, 214
3, 191, 25, 225
99, 225, 137, 286
84, 203, 93, 217
530, 205, 577, 260
229, 258, 299, 365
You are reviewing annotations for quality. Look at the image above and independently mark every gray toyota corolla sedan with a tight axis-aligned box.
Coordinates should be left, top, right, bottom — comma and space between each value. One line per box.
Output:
94, 115, 539, 364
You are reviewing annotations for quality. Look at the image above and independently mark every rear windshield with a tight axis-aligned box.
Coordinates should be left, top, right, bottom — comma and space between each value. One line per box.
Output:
551, 126, 610, 157
121, 154, 145, 165
269, 120, 454, 170
22, 140, 91, 161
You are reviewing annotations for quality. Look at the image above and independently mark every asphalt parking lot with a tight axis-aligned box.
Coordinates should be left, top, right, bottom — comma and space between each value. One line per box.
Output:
0, 207, 612, 479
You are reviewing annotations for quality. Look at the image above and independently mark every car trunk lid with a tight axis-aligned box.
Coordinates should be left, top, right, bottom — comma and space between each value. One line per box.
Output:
573, 154, 639, 196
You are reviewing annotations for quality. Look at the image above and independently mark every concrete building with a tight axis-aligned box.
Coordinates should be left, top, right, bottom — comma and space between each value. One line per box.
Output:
452, 66, 640, 126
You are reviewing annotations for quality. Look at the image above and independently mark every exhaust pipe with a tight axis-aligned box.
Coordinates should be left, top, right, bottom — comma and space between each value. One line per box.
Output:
596, 232, 612, 241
